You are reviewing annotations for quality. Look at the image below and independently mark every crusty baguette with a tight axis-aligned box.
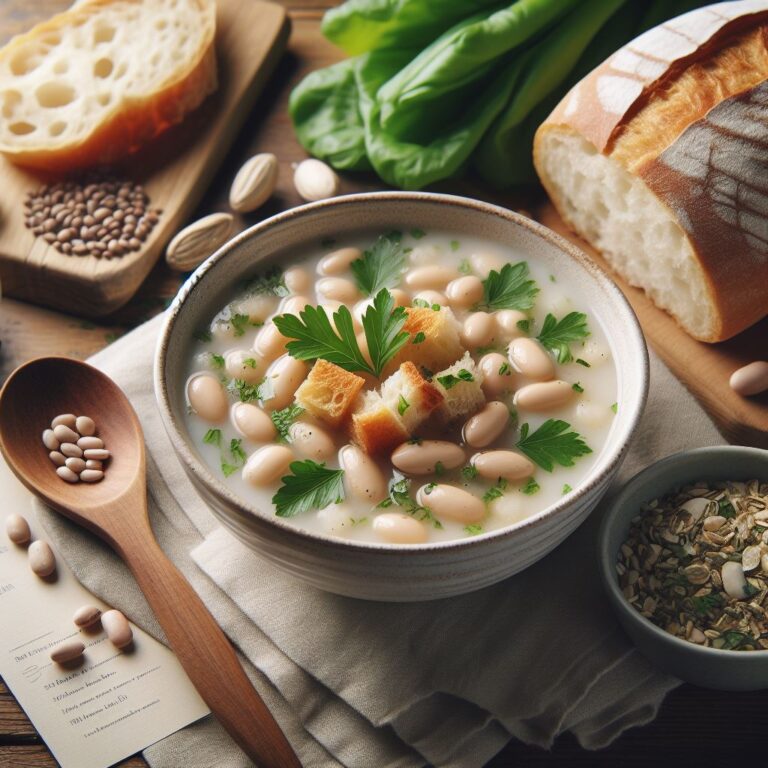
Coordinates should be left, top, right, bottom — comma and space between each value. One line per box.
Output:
383, 305, 464, 377
533, 0, 768, 342
433, 353, 485, 423
294, 359, 365, 427
0, 0, 217, 171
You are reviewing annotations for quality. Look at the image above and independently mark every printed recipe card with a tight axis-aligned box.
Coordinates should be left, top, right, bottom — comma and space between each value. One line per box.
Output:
0, 458, 209, 768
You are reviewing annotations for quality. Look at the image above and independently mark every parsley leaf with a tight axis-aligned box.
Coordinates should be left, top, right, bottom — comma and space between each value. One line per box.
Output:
474, 262, 539, 312
230, 313, 251, 337
271, 404, 305, 442
483, 478, 508, 503
211, 353, 225, 369
230, 439, 247, 465
562, 484, 572, 495
572, 382, 584, 393
379, 474, 443, 529
521, 477, 540, 495
611, 402, 618, 414
450, 239, 460, 251
464, 524, 483, 536
412, 331, 426, 345
461, 465, 478, 481
436, 369, 474, 390
362, 290, 411, 377
575, 358, 591, 368
221, 461, 239, 477
272, 460, 345, 518
536, 312, 590, 364
203, 428, 221, 446
516, 419, 592, 472
243, 357, 258, 368
410, 228, 425, 240
398, 395, 410, 416
230, 378, 263, 403
351, 235, 405, 296
194, 329, 212, 343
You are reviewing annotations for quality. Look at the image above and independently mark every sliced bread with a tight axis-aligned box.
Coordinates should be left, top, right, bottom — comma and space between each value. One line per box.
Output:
0, 0, 217, 171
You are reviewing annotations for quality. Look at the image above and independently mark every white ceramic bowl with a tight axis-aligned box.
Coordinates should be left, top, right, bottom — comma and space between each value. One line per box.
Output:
154, 192, 648, 601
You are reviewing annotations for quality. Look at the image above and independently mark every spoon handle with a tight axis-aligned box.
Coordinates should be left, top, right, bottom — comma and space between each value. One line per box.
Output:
119, 531, 301, 767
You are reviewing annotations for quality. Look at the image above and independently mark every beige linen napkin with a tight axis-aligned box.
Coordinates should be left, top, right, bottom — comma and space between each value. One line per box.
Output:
37, 313, 725, 767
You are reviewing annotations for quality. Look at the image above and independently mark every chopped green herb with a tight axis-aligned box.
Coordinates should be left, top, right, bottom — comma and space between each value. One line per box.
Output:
351, 235, 406, 296
498, 362, 511, 376
423, 482, 437, 495
474, 262, 539, 312
450, 239, 460, 251
536, 312, 590, 364
483, 478, 508, 504
203, 428, 222, 446
230, 439, 247, 465
380, 475, 442, 529
398, 395, 410, 416
521, 477, 540, 495
271, 404, 305, 442
349, 517, 368, 526
244, 265, 289, 298
464, 524, 483, 536
273, 460, 345, 518
458, 259, 471, 275
461, 465, 479, 481
221, 461, 239, 477
194, 329, 213, 343
516, 419, 592, 472
516, 318, 531, 334
412, 331, 426, 345
562, 484, 572, 495
549, 275, 556, 283
231, 378, 263, 403
611, 402, 618, 414
575, 358, 591, 368
434, 461, 445, 477
211, 353, 225, 369
230, 313, 251, 337
412, 298, 429, 308
572, 382, 584, 393
243, 357, 258, 369
436, 369, 474, 390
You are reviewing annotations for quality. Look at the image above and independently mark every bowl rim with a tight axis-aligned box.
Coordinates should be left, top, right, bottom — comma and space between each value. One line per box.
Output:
154, 190, 649, 553
598, 445, 768, 659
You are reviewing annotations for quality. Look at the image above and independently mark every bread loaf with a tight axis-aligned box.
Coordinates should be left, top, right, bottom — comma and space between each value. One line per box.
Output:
534, 0, 768, 342
0, 0, 217, 172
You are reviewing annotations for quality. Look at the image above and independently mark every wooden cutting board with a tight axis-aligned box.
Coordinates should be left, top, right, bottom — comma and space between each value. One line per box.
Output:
0, 0, 289, 317
537, 205, 768, 449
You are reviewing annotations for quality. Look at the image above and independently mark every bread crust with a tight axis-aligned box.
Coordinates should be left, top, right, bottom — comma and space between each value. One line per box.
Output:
294, 359, 365, 427
534, 0, 768, 341
0, 0, 217, 172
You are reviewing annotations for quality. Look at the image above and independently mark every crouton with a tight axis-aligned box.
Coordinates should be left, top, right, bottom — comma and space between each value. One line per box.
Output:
294, 359, 365, 427
433, 352, 485, 422
382, 306, 464, 377
351, 362, 443, 454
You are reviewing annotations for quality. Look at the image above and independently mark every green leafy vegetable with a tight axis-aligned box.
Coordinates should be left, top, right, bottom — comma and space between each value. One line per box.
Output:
362, 289, 411, 376
272, 460, 345, 518
450, 240, 460, 251
203, 429, 222, 446
436, 369, 474, 390
611, 402, 618, 414
243, 357, 258, 369
498, 362, 510, 376
521, 477, 540, 495
271, 404, 305, 442
719, 499, 736, 519
230, 314, 251, 337
516, 419, 592, 472
536, 312, 590, 364
516, 319, 531, 334
194, 329, 212, 343
475, 262, 539, 312
351, 235, 406, 295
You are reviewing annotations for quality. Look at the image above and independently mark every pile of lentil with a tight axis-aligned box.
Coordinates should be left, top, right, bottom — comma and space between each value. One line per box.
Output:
618, 479, 768, 650
23, 175, 161, 258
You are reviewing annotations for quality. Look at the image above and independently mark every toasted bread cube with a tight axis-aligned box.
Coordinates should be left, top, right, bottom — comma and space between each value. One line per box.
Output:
382, 306, 464, 377
294, 359, 365, 427
380, 361, 443, 432
433, 353, 485, 422
350, 390, 409, 455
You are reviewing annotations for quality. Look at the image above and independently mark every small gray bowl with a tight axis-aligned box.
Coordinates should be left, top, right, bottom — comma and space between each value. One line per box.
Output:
598, 445, 768, 690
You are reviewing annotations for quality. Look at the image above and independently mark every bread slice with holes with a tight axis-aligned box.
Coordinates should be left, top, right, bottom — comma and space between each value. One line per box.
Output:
433, 352, 485, 423
533, 0, 768, 342
294, 359, 366, 428
0, 0, 217, 171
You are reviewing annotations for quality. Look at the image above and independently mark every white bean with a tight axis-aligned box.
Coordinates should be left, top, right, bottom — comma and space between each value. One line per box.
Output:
339, 445, 387, 504
225, 349, 266, 382
317, 247, 362, 276
254, 322, 288, 361
65, 457, 86, 473
50, 640, 85, 664
101, 609, 133, 649
508, 338, 556, 381
83, 448, 110, 460
280, 294, 310, 317
445, 276, 483, 308
85, 459, 103, 470
28, 540, 56, 577
494, 310, 527, 342
469, 252, 504, 278
391, 440, 464, 475
60, 443, 83, 458
242, 445, 294, 487
413, 290, 447, 307
316, 276, 360, 304
80, 469, 104, 483
478, 353, 515, 398
289, 421, 336, 460
187, 373, 228, 422
5, 514, 31, 545
56, 466, 80, 482
73, 605, 102, 628
263, 355, 308, 410
471, 451, 534, 481
53, 424, 79, 443
77, 436, 104, 450
42, 429, 59, 450
462, 401, 510, 448
231, 402, 277, 442
373, 513, 428, 544
75, 416, 96, 436
49, 451, 66, 467
730, 361, 768, 396
404, 265, 460, 290
460, 311, 495, 349
283, 266, 312, 295
513, 380, 574, 412
51, 414, 76, 429
416, 484, 485, 524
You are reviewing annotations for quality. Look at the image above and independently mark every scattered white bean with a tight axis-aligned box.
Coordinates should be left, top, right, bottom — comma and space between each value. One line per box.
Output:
56, 466, 79, 483
231, 402, 277, 442
494, 310, 527, 342
462, 401, 510, 448
316, 276, 360, 304
73, 604, 102, 628
53, 424, 79, 443
404, 265, 460, 290
508, 338, 556, 381
254, 322, 288, 361
339, 445, 387, 504
293, 158, 339, 202
50, 639, 85, 664
49, 451, 66, 467
471, 450, 534, 481
317, 247, 362, 276
391, 440, 464, 475
242, 445, 294, 487
186, 373, 228, 423
101, 609, 133, 649
77, 436, 104, 451
60, 442, 83, 458
51, 414, 76, 429
42, 429, 59, 450
289, 421, 336, 460
460, 311, 495, 349
469, 252, 503, 278
80, 469, 104, 483
5, 514, 31, 545
513, 380, 574, 412
225, 350, 265, 383
75, 416, 96, 436
83, 448, 110, 461
373, 513, 428, 544
416, 484, 485, 524
478, 352, 515, 398
730, 361, 768, 396
28, 540, 56, 577
263, 355, 308, 410
280, 295, 310, 316
65, 457, 86, 473
283, 266, 312, 295
413, 290, 446, 307
445, 275, 483, 308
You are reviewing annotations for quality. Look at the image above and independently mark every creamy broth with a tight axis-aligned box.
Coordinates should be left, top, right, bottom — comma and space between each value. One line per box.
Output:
183, 229, 617, 544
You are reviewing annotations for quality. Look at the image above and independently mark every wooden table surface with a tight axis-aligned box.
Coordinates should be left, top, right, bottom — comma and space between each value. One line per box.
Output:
1, 2, 766, 767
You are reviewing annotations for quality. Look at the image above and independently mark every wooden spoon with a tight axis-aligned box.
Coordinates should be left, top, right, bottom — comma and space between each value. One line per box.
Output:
0, 357, 302, 768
